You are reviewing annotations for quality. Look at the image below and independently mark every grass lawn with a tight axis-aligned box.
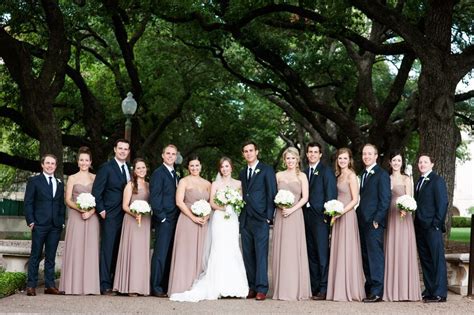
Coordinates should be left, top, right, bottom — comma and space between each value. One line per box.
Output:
449, 227, 471, 243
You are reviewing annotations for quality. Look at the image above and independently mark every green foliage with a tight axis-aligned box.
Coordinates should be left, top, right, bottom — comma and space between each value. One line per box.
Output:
451, 216, 472, 228
468, 206, 474, 215
449, 227, 471, 243
0, 271, 27, 298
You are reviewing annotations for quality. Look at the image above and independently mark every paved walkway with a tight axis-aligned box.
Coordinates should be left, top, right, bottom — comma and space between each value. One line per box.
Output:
1, 288, 473, 314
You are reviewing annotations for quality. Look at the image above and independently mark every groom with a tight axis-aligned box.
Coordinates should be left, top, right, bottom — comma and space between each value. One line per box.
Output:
358, 143, 391, 302
239, 141, 277, 301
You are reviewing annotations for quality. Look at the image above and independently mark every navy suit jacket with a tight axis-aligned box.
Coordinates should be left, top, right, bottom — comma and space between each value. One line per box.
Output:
150, 165, 179, 222
305, 163, 337, 219
414, 171, 448, 233
239, 162, 277, 224
24, 174, 65, 228
358, 164, 391, 227
92, 159, 129, 219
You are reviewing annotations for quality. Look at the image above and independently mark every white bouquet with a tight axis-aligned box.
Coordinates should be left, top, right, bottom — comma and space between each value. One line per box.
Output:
76, 193, 96, 211
274, 189, 295, 208
323, 199, 344, 217
191, 199, 212, 217
214, 186, 245, 219
130, 200, 152, 227
396, 195, 417, 218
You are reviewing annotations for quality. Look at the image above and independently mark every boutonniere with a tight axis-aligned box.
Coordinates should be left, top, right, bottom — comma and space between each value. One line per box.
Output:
254, 169, 261, 175
369, 170, 375, 176
175, 171, 181, 178
57, 178, 62, 184
424, 177, 430, 182
314, 170, 319, 176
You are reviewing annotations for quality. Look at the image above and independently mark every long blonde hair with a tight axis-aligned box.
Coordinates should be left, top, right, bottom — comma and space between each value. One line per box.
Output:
334, 147, 355, 177
282, 147, 301, 175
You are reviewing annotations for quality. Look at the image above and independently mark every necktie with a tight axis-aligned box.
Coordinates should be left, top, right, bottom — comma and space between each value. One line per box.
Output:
248, 168, 253, 181
48, 176, 54, 197
416, 176, 424, 192
309, 167, 314, 182
171, 170, 178, 186
361, 170, 368, 188
121, 164, 127, 183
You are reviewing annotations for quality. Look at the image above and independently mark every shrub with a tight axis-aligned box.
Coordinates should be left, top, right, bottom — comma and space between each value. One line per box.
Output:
452, 216, 472, 228
0, 271, 27, 298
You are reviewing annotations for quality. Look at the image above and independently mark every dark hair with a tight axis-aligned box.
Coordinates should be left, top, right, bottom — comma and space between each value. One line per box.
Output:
417, 153, 434, 164
77, 146, 92, 161
241, 140, 258, 152
186, 155, 201, 167
306, 142, 323, 154
114, 138, 130, 147
131, 158, 147, 194
389, 150, 406, 175
334, 147, 355, 177
41, 154, 58, 164
217, 157, 233, 175
362, 143, 378, 154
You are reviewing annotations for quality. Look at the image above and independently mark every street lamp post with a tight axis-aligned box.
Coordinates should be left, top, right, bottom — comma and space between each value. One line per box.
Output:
121, 92, 137, 161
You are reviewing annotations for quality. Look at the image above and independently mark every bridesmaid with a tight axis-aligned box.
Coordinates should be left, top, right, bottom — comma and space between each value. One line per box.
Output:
272, 147, 311, 301
326, 148, 365, 301
168, 155, 211, 295
113, 158, 151, 296
59, 146, 100, 295
383, 151, 421, 301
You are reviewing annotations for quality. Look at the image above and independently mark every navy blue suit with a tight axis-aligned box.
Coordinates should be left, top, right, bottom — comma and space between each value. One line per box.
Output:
149, 165, 180, 295
239, 162, 277, 294
92, 159, 128, 292
303, 163, 337, 295
357, 164, 391, 297
414, 171, 448, 298
24, 174, 65, 288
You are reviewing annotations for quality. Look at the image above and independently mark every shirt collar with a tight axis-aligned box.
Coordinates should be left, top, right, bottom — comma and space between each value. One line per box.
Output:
43, 172, 54, 180
114, 157, 126, 168
248, 160, 259, 169
422, 170, 432, 178
365, 163, 377, 173
163, 163, 174, 173
309, 162, 319, 169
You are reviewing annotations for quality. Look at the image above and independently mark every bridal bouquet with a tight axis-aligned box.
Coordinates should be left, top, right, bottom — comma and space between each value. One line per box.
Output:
323, 199, 344, 217
396, 195, 417, 218
274, 189, 295, 208
130, 200, 151, 227
191, 199, 212, 217
76, 193, 96, 211
214, 187, 245, 219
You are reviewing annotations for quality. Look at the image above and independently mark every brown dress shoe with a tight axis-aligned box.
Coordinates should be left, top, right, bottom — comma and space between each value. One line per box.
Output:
312, 292, 326, 300
152, 292, 168, 298
247, 289, 257, 299
44, 287, 65, 295
255, 292, 266, 301
26, 287, 36, 296
101, 289, 117, 296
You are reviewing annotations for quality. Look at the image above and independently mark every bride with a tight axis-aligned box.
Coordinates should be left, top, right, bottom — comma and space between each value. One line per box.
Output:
170, 157, 248, 302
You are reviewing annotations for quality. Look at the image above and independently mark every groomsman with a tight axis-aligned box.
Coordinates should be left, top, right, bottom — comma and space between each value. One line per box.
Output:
150, 144, 180, 297
24, 154, 66, 296
414, 154, 448, 303
92, 139, 131, 295
304, 142, 337, 300
239, 141, 277, 301
358, 144, 391, 302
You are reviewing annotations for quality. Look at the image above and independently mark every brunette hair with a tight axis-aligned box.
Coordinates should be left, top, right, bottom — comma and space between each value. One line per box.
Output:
217, 157, 233, 175
389, 150, 406, 175
77, 146, 92, 161
241, 140, 258, 152
114, 138, 130, 147
334, 147, 355, 177
417, 153, 434, 164
362, 143, 378, 154
41, 154, 58, 164
306, 142, 323, 154
131, 158, 146, 194
186, 155, 201, 167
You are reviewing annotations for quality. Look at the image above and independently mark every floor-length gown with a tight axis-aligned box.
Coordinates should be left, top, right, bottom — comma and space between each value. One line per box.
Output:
272, 180, 311, 301
170, 204, 248, 302
167, 188, 210, 295
59, 183, 100, 295
326, 181, 365, 301
113, 187, 151, 295
383, 184, 422, 301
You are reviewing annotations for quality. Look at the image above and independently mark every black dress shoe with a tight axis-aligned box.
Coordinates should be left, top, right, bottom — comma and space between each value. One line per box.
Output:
363, 295, 382, 303
101, 289, 116, 296
247, 289, 257, 299
312, 292, 326, 300
424, 296, 446, 303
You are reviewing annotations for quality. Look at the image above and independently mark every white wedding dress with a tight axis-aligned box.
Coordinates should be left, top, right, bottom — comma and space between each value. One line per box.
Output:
170, 206, 248, 302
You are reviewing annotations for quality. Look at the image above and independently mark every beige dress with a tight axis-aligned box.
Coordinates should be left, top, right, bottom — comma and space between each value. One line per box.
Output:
383, 184, 422, 301
113, 187, 151, 295
326, 181, 366, 301
59, 183, 100, 295
167, 188, 210, 295
272, 180, 311, 301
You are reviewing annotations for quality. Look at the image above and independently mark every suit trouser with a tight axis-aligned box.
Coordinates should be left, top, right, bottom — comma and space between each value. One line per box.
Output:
150, 218, 177, 295
415, 226, 448, 297
27, 225, 62, 288
99, 215, 123, 292
241, 218, 270, 294
303, 210, 329, 294
359, 223, 385, 297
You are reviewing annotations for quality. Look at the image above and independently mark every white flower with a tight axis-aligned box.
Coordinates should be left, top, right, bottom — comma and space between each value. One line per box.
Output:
76, 193, 96, 211
191, 199, 212, 217
254, 169, 261, 175
369, 169, 375, 175
214, 187, 245, 219
396, 195, 417, 214
130, 200, 152, 215
314, 170, 319, 176
57, 178, 62, 184
274, 189, 295, 208
323, 199, 344, 217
